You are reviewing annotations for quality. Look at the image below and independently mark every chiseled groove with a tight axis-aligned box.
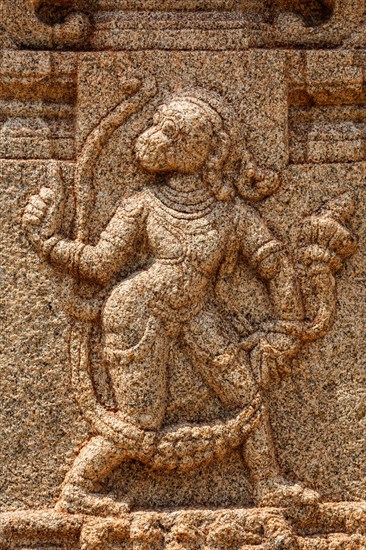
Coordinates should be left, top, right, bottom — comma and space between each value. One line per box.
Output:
0, 100, 75, 119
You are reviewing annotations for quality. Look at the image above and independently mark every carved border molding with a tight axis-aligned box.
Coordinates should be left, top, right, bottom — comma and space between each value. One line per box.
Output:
1, 503, 366, 549
1, 0, 365, 50
0, 1, 91, 49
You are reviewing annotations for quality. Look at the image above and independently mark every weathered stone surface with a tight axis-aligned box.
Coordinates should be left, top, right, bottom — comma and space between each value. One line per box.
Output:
1, 2, 366, 549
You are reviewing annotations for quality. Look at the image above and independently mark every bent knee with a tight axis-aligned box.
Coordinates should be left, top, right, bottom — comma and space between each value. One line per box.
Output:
102, 277, 152, 349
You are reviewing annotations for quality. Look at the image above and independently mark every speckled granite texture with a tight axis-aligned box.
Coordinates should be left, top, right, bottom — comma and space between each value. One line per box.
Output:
0, 1, 366, 548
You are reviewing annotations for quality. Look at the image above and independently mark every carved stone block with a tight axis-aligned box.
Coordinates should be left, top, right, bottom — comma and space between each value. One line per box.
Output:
1, 2, 365, 549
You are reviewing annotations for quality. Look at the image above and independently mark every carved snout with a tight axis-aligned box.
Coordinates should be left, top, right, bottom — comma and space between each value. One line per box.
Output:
135, 125, 175, 173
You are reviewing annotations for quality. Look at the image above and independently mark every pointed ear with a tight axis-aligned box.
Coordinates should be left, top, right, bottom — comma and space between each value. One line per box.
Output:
206, 131, 230, 170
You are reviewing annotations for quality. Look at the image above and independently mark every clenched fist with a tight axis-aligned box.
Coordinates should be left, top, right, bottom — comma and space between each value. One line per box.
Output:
22, 163, 65, 253
23, 186, 55, 229
22, 182, 65, 261
298, 192, 357, 273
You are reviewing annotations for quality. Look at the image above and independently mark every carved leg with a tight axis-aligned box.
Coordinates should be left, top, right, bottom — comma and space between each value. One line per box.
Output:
56, 279, 171, 517
55, 436, 131, 516
103, 277, 170, 431
105, 335, 169, 432
243, 404, 320, 508
56, 330, 169, 517
185, 305, 319, 508
183, 303, 256, 409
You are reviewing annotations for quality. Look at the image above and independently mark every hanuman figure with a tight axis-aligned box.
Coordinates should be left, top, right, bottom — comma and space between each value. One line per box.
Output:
22, 88, 356, 516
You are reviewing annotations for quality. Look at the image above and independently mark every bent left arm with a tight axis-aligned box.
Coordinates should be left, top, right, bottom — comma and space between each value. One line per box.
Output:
238, 202, 303, 324
237, 201, 304, 387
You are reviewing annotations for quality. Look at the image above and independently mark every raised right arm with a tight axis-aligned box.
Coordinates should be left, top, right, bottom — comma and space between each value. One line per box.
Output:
23, 190, 146, 286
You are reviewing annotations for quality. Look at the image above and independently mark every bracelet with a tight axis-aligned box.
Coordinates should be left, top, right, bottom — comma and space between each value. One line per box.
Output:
41, 235, 62, 260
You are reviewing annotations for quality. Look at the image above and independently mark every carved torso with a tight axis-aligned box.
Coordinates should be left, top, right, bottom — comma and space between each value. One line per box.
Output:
147, 188, 225, 269
100, 185, 283, 322
108, 187, 233, 315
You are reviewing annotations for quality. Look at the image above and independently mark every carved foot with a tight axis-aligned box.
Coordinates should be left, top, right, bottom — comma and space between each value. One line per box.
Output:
255, 478, 320, 508
55, 483, 131, 517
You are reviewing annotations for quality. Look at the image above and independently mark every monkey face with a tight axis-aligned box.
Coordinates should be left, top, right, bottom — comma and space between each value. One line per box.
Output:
135, 100, 215, 175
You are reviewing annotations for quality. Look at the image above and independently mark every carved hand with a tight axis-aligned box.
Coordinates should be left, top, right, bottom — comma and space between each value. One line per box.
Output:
242, 331, 300, 389
22, 186, 60, 250
295, 194, 357, 342
22, 163, 65, 253
247, 165, 278, 188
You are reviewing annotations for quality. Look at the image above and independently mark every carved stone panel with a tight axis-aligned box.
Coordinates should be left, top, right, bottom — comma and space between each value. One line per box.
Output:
1, 2, 366, 549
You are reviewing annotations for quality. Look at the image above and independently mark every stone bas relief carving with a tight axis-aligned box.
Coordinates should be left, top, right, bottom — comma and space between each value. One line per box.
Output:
7, 80, 359, 547
1, 0, 366, 546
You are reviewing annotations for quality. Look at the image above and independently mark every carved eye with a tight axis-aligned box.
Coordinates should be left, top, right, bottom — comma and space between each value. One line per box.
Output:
161, 119, 179, 140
